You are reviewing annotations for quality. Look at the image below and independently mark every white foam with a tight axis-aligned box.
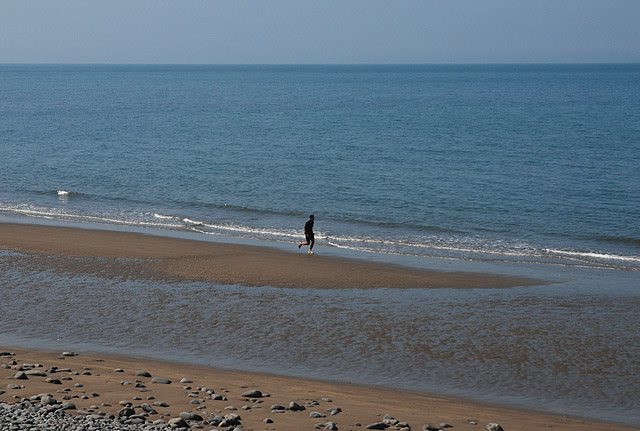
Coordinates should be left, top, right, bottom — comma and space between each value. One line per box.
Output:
546, 249, 640, 263
57, 190, 70, 196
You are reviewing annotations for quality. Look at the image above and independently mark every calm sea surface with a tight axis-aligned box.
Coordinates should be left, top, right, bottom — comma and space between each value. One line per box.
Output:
1, 64, 639, 269
1, 64, 639, 424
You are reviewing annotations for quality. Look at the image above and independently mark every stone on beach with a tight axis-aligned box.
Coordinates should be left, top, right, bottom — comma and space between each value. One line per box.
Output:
151, 376, 172, 384
289, 400, 306, 411
241, 389, 263, 398
136, 370, 152, 377
486, 424, 504, 431
367, 422, 390, 429
180, 411, 204, 421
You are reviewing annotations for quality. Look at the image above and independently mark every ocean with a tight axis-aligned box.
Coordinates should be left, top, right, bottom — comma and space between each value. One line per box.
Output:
1, 64, 639, 424
1, 64, 639, 270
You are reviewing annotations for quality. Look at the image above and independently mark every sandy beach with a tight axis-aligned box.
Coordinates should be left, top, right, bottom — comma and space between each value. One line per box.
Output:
0, 223, 538, 289
2, 347, 637, 431
1, 222, 638, 430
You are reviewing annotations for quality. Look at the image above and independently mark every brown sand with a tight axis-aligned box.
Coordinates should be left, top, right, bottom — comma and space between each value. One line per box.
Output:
0, 223, 539, 289
1, 347, 637, 431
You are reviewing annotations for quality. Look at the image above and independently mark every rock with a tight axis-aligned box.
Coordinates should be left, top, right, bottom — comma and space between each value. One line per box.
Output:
136, 371, 152, 377
45, 378, 62, 384
289, 401, 306, 411
6, 383, 21, 389
141, 403, 158, 414
241, 389, 263, 398
168, 417, 190, 428
311, 411, 327, 418
367, 422, 390, 430
422, 425, 439, 431
321, 397, 332, 402
153, 401, 170, 407
328, 407, 342, 415
60, 402, 76, 410
180, 378, 193, 383
118, 407, 136, 417
180, 411, 204, 421
219, 413, 242, 427
264, 418, 274, 423
151, 377, 172, 384
271, 404, 286, 411
40, 395, 57, 406
438, 424, 453, 429
325, 422, 339, 431
13, 371, 28, 380
114, 368, 125, 372
25, 370, 47, 377
61, 351, 76, 357
486, 424, 504, 431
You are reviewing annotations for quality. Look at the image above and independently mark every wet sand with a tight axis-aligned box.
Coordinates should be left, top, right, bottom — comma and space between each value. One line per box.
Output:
5, 222, 636, 430
2, 347, 637, 431
0, 223, 538, 289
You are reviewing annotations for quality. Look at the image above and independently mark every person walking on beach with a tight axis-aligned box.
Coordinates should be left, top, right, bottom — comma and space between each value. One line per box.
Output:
298, 214, 315, 254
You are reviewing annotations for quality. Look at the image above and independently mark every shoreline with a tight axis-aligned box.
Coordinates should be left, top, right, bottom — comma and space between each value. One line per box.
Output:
0, 222, 541, 289
2, 346, 638, 431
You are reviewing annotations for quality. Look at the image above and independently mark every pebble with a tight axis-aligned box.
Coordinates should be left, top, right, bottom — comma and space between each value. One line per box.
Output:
150, 377, 171, 384
0, 399, 193, 431
136, 371, 152, 377
241, 389, 263, 398
486, 424, 504, 431
367, 422, 390, 430
288, 401, 306, 411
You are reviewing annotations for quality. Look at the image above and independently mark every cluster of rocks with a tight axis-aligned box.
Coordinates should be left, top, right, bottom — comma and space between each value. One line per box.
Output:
1, 351, 508, 431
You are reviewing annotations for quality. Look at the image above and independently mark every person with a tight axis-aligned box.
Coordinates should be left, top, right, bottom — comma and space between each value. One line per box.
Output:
298, 214, 315, 254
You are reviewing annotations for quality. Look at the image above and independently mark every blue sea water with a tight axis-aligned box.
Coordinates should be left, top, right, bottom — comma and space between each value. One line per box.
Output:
1, 64, 640, 425
1, 64, 639, 270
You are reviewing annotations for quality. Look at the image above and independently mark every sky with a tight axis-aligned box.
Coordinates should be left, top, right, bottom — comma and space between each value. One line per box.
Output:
1, 0, 639, 64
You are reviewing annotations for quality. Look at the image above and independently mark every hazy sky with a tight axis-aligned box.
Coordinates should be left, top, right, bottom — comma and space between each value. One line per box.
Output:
2, 0, 639, 64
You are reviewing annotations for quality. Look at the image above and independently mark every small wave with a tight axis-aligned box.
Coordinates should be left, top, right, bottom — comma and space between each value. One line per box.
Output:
546, 249, 640, 263
57, 190, 70, 196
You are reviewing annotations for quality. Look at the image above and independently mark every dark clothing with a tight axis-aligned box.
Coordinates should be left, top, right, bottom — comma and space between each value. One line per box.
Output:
304, 219, 314, 236
304, 218, 315, 249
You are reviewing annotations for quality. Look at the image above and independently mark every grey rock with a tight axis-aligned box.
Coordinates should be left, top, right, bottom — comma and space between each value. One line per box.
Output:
136, 370, 152, 377
325, 422, 339, 430
40, 395, 57, 406
118, 407, 136, 417
310, 411, 327, 418
45, 378, 62, 384
153, 401, 170, 407
141, 403, 159, 414
180, 377, 193, 383
114, 368, 125, 372
169, 417, 190, 428
438, 424, 453, 429
219, 413, 242, 427
61, 351, 77, 356
241, 389, 263, 398
6, 383, 21, 389
180, 411, 204, 421
422, 425, 440, 431
367, 422, 390, 430
264, 418, 274, 423
271, 404, 286, 411
13, 371, 28, 380
289, 401, 306, 411
486, 424, 504, 431
25, 369, 47, 377
151, 376, 172, 384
